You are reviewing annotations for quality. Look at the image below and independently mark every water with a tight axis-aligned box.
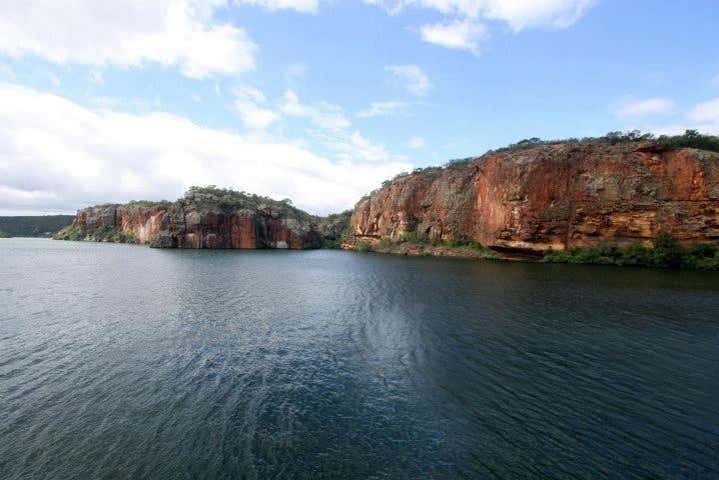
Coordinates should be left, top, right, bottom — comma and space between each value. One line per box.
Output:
1, 238, 718, 479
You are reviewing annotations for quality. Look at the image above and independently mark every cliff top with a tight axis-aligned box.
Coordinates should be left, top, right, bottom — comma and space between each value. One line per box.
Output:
447, 129, 718, 168
387, 130, 719, 184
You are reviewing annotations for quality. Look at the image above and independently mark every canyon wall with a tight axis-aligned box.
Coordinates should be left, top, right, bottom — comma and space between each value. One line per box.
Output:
348, 142, 719, 253
61, 191, 328, 249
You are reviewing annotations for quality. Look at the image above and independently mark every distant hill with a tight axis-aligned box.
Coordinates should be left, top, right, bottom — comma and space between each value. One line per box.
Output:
0, 215, 74, 237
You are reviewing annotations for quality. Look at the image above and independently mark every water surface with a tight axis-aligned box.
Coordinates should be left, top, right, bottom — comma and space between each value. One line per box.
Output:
1, 238, 718, 479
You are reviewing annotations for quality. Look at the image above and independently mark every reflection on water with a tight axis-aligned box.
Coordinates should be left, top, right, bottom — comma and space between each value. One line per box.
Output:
1, 238, 718, 479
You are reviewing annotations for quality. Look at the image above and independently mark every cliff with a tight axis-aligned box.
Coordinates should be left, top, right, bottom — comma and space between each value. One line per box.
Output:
55, 187, 341, 249
55, 137, 719, 258
347, 141, 719, 255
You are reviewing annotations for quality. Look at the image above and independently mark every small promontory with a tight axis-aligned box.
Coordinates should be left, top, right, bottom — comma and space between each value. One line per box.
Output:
55, 187, 349, 249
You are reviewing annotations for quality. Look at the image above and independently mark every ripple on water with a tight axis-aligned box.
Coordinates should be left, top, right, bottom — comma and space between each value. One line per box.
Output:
1, 239, 718, 479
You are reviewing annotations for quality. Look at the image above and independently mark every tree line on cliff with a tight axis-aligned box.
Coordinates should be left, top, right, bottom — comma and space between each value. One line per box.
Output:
436, 129, 719, 170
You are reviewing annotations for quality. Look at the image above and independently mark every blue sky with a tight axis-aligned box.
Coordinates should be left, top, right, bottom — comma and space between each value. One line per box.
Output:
0, 0, 718, 215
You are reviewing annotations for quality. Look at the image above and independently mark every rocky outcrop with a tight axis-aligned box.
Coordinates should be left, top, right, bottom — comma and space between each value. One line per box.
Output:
348, 142, 719, 253
57, 141, 719, 255
58, 188, 336, 249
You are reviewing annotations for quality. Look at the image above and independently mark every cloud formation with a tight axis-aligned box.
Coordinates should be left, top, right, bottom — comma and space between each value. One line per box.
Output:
367, 0, 596, 52
613, 97, 676, 118
620, 97, 719, 137
406, 136, 425, 149
688, 98, 719, 124
0, 83, 411, 215
385, 65, 432, 96
367, 0, 596, 30
0, 0, 257, 78
420, 19, 487, 53
281, 90, 352, 130
233, 85, 280, 129
237, 0, 320, 13
357, 101, 408, 118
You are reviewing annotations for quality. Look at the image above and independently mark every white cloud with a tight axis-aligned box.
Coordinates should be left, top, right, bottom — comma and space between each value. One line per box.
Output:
366, 0, 596, 31
89, 70, 104, 85
477, 0, 596, 31
49, 73, 61, 87
0, 0, 257, 78
688, 98, 719, 124
420, 19, 487, 53
645, 124, 719, 137
236, 0, 320, 12
367, 0, 596, 52
286, 62, 308, 83
627, 97, 719, 137
407, 136, 425, 149
613, 97, 676, 118
357, 101, 408, 118
312, 129, 406, 164
385, 65, 432, 96
91, 96, 123, 109
0, 62, 15, 80
346, 131, 402, 163
277, 90, 401, 163
233, 85, 280, 129
0, 83, 411, 215
281, 90, 351, 130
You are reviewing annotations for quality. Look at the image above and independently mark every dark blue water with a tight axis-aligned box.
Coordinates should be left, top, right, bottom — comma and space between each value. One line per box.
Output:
1, 238, 718, 479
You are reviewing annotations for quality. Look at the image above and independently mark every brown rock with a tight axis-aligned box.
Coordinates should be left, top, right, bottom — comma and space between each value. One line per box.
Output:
349, 142, 719, 253
69, 198, 327, 250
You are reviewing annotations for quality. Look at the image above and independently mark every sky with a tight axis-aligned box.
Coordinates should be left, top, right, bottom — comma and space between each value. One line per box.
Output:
0, 0, 718, 216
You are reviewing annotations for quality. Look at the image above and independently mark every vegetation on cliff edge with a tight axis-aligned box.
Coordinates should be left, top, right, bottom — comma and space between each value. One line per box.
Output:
355, 234, 498, 259
491, 129, 719, 154
54, 225, 138, 244
319, 210, 353, 249
543, 233, 719, 270
181, 186, 315, 222
372, 130, 719, 188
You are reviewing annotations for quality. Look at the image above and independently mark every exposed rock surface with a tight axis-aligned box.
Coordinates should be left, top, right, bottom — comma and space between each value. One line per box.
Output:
59, 188, 335, 249
348, 142, 719, 253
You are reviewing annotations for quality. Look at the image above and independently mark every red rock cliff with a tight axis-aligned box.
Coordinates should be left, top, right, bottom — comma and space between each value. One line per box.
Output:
349, 142, 719, 252
63, 188, 327, 249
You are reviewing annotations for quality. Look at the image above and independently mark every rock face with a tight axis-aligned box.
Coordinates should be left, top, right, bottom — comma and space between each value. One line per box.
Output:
63, 188, 331, 249
349, 142, 719, 253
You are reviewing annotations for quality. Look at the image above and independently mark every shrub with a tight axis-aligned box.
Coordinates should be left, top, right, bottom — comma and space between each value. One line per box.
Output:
53, 225, 138, 244
53, 225, 86, 241
355, 242, 373, 252
399, 231, 430, 244
376, 238, 394, 250
543, 234, 719, 270
650, 232, 683, 268
656, 129, 719, 153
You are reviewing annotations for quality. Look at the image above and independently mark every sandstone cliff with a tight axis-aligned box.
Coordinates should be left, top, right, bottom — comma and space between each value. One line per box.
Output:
348, 141, 719, 254
56, 187, 337, 249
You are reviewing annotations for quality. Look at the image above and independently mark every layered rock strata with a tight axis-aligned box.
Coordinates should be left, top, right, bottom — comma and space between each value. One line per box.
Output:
348, 142, 719, 253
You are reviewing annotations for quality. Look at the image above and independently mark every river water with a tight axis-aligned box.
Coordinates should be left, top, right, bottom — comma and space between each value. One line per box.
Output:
1, 238, 718, 479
